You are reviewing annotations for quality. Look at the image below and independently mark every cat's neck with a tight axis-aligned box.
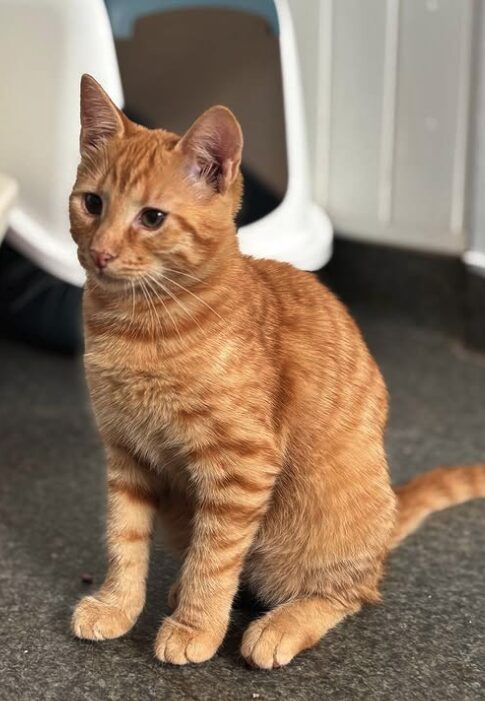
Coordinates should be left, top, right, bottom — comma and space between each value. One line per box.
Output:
83, 247, 246, 346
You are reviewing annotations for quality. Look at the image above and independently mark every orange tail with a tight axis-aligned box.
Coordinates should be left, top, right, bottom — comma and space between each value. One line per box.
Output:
391, 464, 485, 548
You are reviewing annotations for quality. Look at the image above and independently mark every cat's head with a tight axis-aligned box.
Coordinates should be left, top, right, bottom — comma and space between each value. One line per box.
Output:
70, 75, 243, 289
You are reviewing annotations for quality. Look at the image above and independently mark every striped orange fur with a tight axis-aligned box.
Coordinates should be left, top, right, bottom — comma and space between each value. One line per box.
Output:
70, 75, 485, 669
392, 464, 485, 547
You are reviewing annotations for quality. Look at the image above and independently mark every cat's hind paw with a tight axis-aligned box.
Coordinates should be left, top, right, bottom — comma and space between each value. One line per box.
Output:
241, 613, 302, 669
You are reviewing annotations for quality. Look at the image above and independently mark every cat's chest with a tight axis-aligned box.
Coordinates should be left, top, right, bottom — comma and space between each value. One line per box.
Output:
85, 355, 195, 465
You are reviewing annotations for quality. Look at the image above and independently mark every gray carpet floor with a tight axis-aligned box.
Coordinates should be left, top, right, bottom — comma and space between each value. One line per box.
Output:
1, 300, 484, 701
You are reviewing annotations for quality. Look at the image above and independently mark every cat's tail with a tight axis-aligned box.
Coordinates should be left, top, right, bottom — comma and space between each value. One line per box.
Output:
391, 464, 485, 548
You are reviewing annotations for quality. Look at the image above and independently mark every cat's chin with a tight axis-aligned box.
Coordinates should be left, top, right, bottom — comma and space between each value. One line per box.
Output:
87, 269, 128, 291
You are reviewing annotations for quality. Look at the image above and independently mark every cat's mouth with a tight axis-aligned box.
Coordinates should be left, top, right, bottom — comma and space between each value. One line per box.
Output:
88, 266, 130, 288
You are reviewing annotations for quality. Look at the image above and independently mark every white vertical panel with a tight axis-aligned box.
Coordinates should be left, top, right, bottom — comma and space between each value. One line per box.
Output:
378, 0, 400, 225
466, 0, 485, 272
313, 0, 476, 254
324, 0, 387, 221
451, 0, 475, 235
392, 0, 471, 243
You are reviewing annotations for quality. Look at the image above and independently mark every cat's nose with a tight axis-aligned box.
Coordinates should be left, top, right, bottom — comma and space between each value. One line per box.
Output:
90, 248, 116, 270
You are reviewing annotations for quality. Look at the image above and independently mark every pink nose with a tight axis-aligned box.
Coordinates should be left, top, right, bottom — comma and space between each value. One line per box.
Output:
90, 249, 116, 270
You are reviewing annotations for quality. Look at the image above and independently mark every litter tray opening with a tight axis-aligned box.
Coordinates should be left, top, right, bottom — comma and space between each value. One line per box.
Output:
114, 5, 288, 227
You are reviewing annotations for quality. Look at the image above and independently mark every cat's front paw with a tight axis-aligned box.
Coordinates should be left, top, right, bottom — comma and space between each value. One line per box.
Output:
71, 595, 137, 641
154, 615, 223, 665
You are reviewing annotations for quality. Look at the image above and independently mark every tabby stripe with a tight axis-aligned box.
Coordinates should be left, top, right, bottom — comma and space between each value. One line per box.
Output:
189, 440, 277, 463
108, 557, 147, 572
170, 213, 204, 243
172, 615, 203, 632
86, 316, 156, 342
206, 552, 244, 578
216, 471, 273, 495
110, 529, 151, 543
465, 466, 485, 494
153, 301, 219, 337
177, 405, 212, 421
204, 442, 276, 463
87, 298, 218, 342
200, 500, 266, 526
107, 478, 158, 507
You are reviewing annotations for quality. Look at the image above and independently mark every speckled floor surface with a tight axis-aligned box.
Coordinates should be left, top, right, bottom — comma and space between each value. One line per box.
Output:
1, 287, 485, 700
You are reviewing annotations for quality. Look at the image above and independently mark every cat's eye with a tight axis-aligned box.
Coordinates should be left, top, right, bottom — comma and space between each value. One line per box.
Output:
140, 208, 167, 230
84, 193, 103, 216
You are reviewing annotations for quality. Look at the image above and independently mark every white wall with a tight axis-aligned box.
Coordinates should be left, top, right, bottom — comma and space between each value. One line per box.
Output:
467, 0, 485, 275
293, 0, 477, 256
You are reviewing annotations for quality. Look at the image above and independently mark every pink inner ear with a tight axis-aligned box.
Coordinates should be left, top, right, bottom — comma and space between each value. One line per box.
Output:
179, 107, 243, 193
80, 75, 124, 152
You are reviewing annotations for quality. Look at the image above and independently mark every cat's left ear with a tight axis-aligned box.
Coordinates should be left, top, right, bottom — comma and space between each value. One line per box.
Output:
176, 106, 243, 194
79, 74, 126, 154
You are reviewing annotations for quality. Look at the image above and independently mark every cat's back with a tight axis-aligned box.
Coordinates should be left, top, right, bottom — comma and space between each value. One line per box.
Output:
245, 256, 387, 426
246, 256, 365, 351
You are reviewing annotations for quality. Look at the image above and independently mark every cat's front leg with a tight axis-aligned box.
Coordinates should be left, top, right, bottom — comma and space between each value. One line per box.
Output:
72, 445, 158, 641
155, 442, 279, 665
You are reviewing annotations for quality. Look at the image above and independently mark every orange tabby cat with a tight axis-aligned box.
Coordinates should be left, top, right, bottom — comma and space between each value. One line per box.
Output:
70, 75, 485, 668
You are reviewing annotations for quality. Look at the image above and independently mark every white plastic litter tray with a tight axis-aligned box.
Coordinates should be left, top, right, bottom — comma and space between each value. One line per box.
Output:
0, 0, 332, 286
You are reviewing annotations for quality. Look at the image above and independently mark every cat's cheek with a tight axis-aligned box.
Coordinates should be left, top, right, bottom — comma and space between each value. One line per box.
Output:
76, 248, 87, 267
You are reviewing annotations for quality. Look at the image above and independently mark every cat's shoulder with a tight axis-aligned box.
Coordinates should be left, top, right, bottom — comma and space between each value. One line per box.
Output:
243, 255, 336, 304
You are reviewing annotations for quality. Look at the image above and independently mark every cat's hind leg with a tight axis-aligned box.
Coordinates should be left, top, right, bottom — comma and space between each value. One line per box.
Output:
241, 596, 361, 669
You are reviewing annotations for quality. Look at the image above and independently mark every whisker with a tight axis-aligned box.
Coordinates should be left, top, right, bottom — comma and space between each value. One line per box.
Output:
131, 281, 136, 323
160, 267, 205, 285
129, 280, 137, 333
140, 278, 163, 340
147, 273, 206, 338
144, 275, 184, 345
137, 279, 152, 330
156, 274, 223, 321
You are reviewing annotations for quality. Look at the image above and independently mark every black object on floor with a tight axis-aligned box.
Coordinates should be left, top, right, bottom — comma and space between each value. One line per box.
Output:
1, 292, 484, 700
0, 241, 83, 354
465, 267, 485, 352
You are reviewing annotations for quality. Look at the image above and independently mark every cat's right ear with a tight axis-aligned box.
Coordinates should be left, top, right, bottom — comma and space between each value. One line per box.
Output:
80, 74, 125, 154
176, 106, 243, 194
